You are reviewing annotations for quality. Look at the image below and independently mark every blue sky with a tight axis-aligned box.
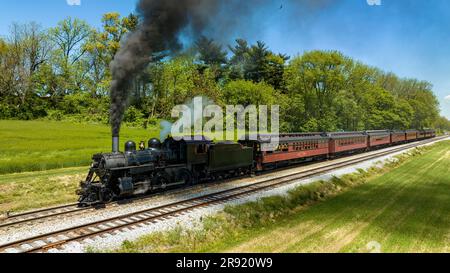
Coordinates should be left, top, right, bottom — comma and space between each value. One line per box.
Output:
1, 0, 449, 118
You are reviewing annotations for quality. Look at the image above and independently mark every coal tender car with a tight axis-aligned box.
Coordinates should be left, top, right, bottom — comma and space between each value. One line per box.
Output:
77, 136, 253, 205
77, 129, 435, 206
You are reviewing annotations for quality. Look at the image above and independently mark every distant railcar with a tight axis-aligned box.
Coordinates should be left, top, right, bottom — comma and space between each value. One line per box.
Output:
366, 130, 391, 148
425, 129, 436, 138
418, 129, 436, 139
406, 129, 419, 141
418, 130, 427, 139
327, 131, 368, 156
390, 130, 407, 144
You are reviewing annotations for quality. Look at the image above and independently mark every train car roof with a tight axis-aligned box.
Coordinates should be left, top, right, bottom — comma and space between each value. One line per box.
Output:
239, 133, 329, 143
326, 131, 366, 139
279, 135, 329, 142
365, 130, 390, 136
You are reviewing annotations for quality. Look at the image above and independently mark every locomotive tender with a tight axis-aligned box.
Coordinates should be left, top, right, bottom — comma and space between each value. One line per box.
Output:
77, 129, 435, 206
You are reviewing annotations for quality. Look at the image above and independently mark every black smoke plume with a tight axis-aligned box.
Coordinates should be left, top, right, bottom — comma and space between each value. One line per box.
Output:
110, 0, 222, 136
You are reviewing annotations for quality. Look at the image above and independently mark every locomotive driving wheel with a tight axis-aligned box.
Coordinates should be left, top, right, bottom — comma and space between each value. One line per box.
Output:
153, 171, 169, 190
177, 169, 192, 186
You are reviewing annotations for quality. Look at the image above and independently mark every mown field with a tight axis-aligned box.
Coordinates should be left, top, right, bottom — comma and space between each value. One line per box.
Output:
0, 120, 158, 174
116, 140, 450, 253
0, 167, 85, 213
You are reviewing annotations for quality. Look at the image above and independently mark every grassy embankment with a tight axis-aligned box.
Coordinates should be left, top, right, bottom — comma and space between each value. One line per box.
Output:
0, 167, 85, 213
0, 120, 157, 174
0, 120, 157, 213
114, 140, 450, 253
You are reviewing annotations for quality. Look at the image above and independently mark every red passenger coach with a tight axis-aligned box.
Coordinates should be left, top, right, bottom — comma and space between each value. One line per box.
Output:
239, 133, 329, 171
367, 130, 391, 148
424, 129, 436, 138
390, 130, 406, 144
406, 130, 418, 141
418, 130, 427, 139
418, 129, 436, 139
327, 131, 368, 156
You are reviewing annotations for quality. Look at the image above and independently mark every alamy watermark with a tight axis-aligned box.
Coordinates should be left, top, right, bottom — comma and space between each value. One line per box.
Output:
366, 241, 382, 253
367, 0, 382, 6
166, 96, 280, 151
66, 0, 81, 6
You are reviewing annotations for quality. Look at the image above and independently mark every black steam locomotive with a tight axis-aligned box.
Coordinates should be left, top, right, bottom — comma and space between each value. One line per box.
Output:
77, 129, 435, 206
77, 136, 253, 205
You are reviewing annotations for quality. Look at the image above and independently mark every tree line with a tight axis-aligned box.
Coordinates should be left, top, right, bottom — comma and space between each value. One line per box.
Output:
0, 13, 449, 132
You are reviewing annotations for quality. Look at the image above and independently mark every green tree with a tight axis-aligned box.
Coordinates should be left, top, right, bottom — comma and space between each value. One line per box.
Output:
222, 79, 279, 106
334, 90, 364, 131
285, 50, 349, 131
195, 36, 227, 66
228, 39, 250, 80
228, 39, 288, 89
264, 53, 289, 91
0, 22, 51, 119
99, 12, 138, 58
146, 54, 222, 118
244, 41, 270, 83
434, 116, 450, 132
49, 18, 92, 96
362, 87, 409, 129
408, 90, 439, 129
50, 18, 91, 65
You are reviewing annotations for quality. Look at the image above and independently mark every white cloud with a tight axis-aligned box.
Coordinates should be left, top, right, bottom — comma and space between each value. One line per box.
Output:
67, 0, 81, 6
445, 95, 450, 101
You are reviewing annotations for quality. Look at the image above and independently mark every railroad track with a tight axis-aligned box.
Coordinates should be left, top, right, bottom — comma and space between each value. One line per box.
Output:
0, 203, 83, 229
0, 136, 445, 253
0, 184, 219, 230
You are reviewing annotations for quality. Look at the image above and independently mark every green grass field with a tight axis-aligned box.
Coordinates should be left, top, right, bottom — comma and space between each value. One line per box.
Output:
116, 140, 450, 253
0, 120, 158, 174
0, 167, 85, 213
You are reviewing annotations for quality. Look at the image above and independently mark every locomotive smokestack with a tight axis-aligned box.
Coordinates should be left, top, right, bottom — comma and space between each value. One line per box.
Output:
112, 137, 119, 153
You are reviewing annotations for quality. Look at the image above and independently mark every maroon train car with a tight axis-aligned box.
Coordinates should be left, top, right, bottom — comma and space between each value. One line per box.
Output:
417, 130, 427, 139
418, 129, 436, 139
239, 133, 329, 171
406, 129, 418, 141
327, 131, 368, 156
366, 130, 391, 148
424, 129, 436, 138
390, 130, 406, 144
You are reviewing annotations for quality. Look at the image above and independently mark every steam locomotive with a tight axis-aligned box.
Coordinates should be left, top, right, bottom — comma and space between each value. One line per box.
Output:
77, 129, 435, 206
